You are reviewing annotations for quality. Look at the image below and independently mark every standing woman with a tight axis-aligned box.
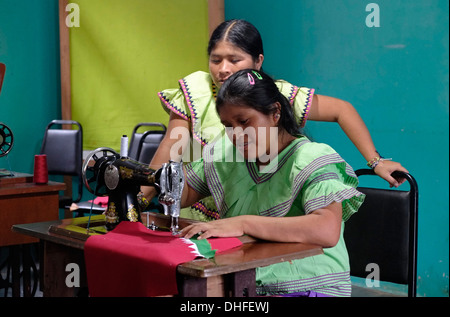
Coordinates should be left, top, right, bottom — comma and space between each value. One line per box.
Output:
141, 19, 407, 221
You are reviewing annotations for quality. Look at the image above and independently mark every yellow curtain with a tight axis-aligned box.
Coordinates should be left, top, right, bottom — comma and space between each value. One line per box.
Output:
69, 0, 209, 151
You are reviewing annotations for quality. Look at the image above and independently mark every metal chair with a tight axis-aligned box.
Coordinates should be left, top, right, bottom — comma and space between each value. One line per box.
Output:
129, 122, 166, 163
344, 169, 418, 297
40, 120, 83, 209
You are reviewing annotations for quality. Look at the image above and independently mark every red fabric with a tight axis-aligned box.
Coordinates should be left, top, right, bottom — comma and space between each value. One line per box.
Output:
89, 196, 109, 207
84, 221, 242, 297
208, 237, 243, 253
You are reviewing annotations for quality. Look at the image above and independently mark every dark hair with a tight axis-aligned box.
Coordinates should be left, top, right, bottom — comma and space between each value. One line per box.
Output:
207, 20, 264, 62
216, 69, 301, 136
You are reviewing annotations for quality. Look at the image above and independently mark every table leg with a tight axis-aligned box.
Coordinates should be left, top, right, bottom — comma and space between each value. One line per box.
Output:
42, 241, 86, 297
176, 269, 256, 297
176, 273, 207, 297
21, 244, 32, 297
4, 244, 37, 297
10, 246, 20, 296
226, 269, 256, 297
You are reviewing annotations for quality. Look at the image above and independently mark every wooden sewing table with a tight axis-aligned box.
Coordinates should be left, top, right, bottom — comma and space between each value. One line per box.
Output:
0, 171, 65, 296
12, 212, 323, 297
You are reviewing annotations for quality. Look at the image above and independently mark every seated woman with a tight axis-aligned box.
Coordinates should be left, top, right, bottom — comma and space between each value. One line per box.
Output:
178, 69, 365, 297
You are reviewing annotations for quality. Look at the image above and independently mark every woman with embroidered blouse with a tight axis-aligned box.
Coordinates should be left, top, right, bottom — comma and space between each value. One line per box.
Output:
178, 69, 365, 297
141, 19, 407, 222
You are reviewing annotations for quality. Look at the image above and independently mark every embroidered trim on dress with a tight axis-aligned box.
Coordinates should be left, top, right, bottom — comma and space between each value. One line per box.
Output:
256, 271, 352, 297
288, 85, 299, 105
203, 142, 228, 217
185, 163, 221, 220
298, 88, 315, 128
258, 153, 357, 218
179, 78, 207, 146
191, 201, 220, 220
246, 139, 308, 184
185, 164, 210, 197
157, 91, 189, 120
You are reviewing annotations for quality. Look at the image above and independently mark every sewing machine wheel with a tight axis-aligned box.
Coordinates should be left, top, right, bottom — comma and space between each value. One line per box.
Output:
0, 122, 13, 158
82, 147, 119, 196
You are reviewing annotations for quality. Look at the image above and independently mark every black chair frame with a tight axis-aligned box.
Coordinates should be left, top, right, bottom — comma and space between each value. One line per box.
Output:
345, 168, 418, 297
128, 122, 166, 162
40, 120, 83, 207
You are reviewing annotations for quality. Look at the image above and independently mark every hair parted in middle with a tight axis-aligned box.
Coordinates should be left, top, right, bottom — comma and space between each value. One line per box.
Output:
207, 19, 264, 63
216, 69, 302, 136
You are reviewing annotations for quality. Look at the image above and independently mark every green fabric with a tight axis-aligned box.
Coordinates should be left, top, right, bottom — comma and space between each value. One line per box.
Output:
188, 235, 217, 259
185, 135, 365, 296
180, 195, 219, 222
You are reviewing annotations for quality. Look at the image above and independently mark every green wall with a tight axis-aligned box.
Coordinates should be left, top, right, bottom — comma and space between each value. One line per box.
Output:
69, 0, 209, 151
1, 0, 210, 173
225, 0, 449, 296
1, 0, 209, 208
1, 0, 448, 298
0, 0, 61, 174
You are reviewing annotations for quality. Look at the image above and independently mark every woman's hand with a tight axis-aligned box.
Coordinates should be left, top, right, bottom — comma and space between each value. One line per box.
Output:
373, 160, 409, 188
178, 217, 245, 240
178, 203, 342, 248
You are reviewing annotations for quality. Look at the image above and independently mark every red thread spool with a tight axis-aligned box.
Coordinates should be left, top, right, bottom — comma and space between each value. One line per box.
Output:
33, 154, 48, 184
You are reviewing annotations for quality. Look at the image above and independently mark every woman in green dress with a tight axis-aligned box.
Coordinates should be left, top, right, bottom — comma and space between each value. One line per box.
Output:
178, 69, 365, 297
142, 19, 407, 221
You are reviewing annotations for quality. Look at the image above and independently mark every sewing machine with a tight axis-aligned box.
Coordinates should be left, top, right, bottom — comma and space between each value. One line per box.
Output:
0, 122, 14, 177
82, 147, 184, 234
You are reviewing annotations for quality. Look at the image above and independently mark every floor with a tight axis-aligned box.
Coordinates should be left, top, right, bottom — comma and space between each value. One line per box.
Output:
351, 285, 404, 297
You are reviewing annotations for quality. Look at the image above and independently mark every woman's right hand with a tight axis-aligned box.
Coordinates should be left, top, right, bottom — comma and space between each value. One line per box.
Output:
373, 160, 409, 188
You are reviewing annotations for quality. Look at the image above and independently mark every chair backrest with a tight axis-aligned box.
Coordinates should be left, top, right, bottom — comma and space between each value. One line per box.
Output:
136, 130, 166, 164
344, 169, 418, 297
128, 122, 166, 163
40, 120, 83, 202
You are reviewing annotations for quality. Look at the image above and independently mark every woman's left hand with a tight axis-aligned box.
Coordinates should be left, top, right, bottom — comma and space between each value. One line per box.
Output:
178, 217, 245, 240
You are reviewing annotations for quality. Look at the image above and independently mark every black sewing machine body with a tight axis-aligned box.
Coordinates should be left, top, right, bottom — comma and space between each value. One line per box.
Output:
82, 148, 183, 232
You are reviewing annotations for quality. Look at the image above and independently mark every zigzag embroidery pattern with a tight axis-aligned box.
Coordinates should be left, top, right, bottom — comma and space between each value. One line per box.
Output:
157, 91, 189, 120
179, 78, 207, 146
